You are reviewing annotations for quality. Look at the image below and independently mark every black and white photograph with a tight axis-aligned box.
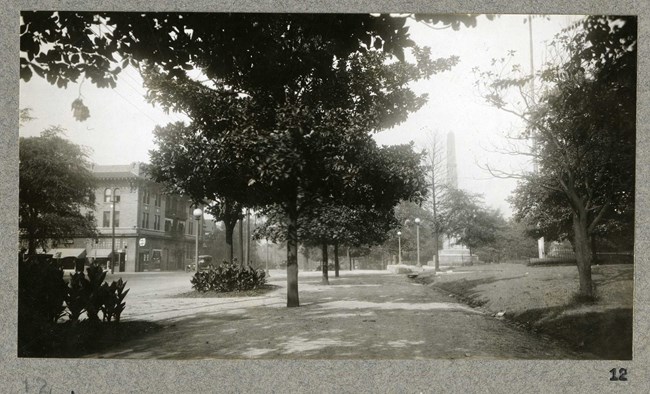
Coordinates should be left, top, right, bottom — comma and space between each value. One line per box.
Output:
3, 3, 647, 393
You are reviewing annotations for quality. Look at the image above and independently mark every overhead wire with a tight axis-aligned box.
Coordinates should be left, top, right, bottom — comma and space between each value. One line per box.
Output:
86, 21, 186, 125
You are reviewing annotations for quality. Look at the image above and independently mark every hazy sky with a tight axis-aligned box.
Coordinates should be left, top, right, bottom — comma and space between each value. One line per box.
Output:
19, 14, 582, 216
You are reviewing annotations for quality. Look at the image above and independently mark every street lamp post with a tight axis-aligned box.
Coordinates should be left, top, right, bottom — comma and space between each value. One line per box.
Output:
397, 231, 402, 265
265, 239, 269, 274
414, 218, 421, 267
193, 207, 203, 274
110, 187, 117, 274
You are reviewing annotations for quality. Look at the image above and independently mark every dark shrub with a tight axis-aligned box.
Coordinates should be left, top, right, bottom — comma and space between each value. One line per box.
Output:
18, 255, 68, 356
191, 262, 267, 293
19, 258, 130, 356
101, 278, 129, 322
66, 263, 129, 323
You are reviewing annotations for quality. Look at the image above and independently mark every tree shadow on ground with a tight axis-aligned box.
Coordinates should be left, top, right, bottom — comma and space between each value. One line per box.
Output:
45, 273, 604, 360
511, 306, 632, 359
421, 271, 632, 360
593, 267, 634, 286
19, 320, 163, 358
78, 290, 589, 360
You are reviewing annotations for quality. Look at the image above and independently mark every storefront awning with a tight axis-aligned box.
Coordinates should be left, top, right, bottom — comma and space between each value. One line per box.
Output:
88, 248, 117, 258
45, 248, 87, 259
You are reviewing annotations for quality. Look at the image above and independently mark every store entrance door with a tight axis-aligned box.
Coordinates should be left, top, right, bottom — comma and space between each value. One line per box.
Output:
138, 252, 149, 272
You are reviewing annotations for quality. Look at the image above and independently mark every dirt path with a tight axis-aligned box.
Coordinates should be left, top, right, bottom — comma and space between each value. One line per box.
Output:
89, 271, 589, 359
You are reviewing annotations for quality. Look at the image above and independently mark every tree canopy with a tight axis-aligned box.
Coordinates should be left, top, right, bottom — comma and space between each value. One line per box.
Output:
19, 127, 98, 254
137, 14, 442, 306
475, 15, 636, 297
20, 12, 478, 91
439, 188, 501, 255
20, 12, 477, 306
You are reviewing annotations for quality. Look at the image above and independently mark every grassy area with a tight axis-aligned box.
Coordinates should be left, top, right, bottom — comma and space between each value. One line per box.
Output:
415, 263, 633, 359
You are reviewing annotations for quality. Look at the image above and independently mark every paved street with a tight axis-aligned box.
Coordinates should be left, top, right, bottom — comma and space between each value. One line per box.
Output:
90, 270, 590, 359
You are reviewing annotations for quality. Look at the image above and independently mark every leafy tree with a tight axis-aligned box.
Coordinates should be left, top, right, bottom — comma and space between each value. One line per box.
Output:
254, 142, 426, 282
20, 12, 478, 92
19, 127, 97, 254
475, 16, 636, 297
508, 173, 573, 243
144, 33, 438, 306
19, 108, 35, 126
202, 215, 261, 268
302, 204, 398, 283
439, 188, 501, 257
20, 12, 476, 307
482, 218, 540, 263
141, 123, 249, 264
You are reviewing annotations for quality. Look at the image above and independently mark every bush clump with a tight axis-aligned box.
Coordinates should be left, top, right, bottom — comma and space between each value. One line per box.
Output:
67, 264, 129, 323
18, 255, 129, 356
191, 262, 267, 293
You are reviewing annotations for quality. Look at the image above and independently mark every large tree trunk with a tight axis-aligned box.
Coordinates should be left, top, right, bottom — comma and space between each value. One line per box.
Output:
224, 219, 236, 263
334, 243, 340, 278
321, 242, 330, 285
286, 205, 300, 307
573, 212, 594, 298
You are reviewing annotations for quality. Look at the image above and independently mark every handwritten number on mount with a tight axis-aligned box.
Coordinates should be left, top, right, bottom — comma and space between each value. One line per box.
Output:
609, 368, 628, 381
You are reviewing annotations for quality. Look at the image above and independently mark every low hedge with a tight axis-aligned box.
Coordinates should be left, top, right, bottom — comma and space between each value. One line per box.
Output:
191, 262, 267, 293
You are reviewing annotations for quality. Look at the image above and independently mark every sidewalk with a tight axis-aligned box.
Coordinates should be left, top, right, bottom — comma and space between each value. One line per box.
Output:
85, 270, 587, 359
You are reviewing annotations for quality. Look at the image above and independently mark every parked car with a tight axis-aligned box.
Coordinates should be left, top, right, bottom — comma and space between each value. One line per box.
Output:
186, 255, 214, 272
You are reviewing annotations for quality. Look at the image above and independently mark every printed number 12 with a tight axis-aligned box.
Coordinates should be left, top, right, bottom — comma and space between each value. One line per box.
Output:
609, 368, 628, 381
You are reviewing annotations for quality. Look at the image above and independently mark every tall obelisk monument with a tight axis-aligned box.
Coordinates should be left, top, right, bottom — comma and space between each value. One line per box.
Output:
438, 132, 476, 265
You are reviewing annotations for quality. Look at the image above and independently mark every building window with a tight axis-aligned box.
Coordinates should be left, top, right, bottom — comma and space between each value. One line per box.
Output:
102, 211, 110, 227
104, 189, 112, 202
178, 220, 185, 234
113, 188, 121, 202
142, 212, 149, 228
114, 211, 120, 227
188, 220, 194, 235
164, 218, 173, 232
155, 193, 161, 207
142, 188, 150, 204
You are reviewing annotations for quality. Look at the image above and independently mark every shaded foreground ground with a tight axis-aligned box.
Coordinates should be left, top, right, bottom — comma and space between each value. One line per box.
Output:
81, 270, 594, 359
416, 263, 633, 359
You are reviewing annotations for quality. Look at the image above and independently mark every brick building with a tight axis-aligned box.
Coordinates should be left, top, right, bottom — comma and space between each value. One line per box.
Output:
65, 163, 202, 272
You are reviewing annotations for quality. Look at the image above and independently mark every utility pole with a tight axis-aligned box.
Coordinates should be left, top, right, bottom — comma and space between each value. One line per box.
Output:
528, 15, 545, 259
